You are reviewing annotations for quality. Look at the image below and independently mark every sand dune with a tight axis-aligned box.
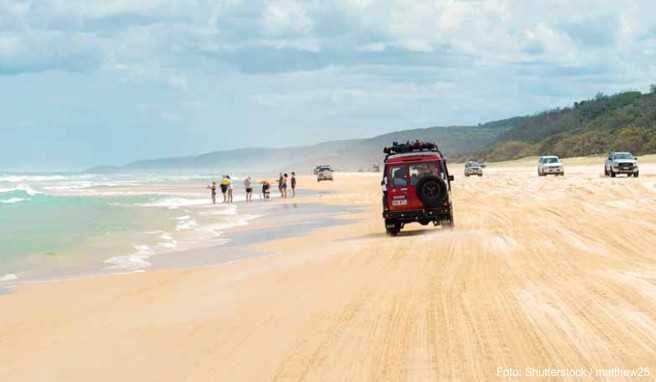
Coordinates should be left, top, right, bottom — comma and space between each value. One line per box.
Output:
2, 160, 656, 381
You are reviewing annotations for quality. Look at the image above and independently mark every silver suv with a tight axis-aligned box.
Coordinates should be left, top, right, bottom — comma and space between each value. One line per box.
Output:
464, 161, 483, 177
316, 165, 334, 182
537, 155, 564, 176
604, 152, 639, 177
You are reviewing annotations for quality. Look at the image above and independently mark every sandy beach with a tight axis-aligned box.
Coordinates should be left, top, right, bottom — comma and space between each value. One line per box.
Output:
2, 158, 656, 381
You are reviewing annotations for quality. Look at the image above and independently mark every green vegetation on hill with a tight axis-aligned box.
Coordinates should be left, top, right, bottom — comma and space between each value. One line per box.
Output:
474, 89, 656, 161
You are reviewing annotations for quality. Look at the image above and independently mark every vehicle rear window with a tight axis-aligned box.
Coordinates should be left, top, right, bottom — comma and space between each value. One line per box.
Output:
409, 162, 438, 185
389, 165, 408, 187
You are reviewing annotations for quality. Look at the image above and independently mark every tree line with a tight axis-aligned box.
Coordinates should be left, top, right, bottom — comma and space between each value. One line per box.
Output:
468, 86, 656, 161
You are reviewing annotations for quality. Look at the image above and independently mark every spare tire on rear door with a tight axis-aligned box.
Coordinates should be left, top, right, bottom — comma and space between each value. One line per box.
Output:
415, 176, 448, 208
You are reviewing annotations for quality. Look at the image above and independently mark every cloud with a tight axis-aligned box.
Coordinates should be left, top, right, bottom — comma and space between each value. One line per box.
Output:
0, 30, 101, 74
168, 73, 188, 90
261, 0, 314, 36
3, 0, 655, 75
1, 0, 656, 170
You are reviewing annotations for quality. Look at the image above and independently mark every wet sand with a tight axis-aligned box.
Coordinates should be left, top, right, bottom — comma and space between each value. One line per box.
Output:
2, 158, 656, 381
148, 201, 360, 270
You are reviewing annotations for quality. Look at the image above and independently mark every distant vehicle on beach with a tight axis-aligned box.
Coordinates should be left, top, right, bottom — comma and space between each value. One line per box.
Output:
313, 165, 330, 175
604, 151, 639, 177
464, 161, 483, 177
537, 155, 564, 176
316, 165, 334, 182
381, 141, 454, 236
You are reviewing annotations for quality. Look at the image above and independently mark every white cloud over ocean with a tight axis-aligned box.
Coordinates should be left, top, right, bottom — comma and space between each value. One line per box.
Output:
1, 0, 655, 169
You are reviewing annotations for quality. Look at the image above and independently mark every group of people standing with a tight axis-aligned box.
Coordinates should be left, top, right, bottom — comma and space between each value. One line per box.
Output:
277, 172, 296, 199
206, 175, 233, 204
207, 172, 296, 204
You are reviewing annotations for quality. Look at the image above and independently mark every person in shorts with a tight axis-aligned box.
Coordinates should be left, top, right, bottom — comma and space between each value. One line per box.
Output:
290, 172, 296, 197
220, 176, 230, 202
226, 175, 233, 203
207, 181, 217, 204
261, 180, 271, 200
244, 176, 253, 202
281, 173, 288, 198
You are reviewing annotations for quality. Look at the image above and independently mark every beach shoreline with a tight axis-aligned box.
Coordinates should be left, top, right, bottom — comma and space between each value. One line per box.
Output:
0, 177, 359, 288
2, 169, 656, 381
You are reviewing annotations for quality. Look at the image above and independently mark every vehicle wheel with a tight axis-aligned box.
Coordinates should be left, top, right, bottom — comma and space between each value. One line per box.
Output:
415, 176, 448, 208
604, 167, 608, 176
443, 215, 454, 228
610, 169, 616, 177
386, 227, 399, 236
478, 174, 483, 177
385, 220, 401, 236
635, 172, 639, 178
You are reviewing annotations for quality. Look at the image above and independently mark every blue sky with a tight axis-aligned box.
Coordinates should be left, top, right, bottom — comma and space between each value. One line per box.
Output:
1, 0, 655, 170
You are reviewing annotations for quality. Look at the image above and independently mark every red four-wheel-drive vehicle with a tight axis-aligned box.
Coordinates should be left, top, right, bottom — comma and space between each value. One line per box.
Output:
381, 141, 454, 236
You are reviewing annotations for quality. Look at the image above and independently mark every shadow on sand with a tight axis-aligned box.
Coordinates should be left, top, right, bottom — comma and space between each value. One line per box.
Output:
343, 227, 451, 241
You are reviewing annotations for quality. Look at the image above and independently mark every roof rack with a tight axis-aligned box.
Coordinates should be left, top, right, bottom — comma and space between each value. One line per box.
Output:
383, 140, 444, 159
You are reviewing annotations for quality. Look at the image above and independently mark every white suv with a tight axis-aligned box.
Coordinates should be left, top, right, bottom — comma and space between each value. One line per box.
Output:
464, 161, 483, 177
317, 165, 334, 182
604, 152, 639, 177
537, 155, 564, 176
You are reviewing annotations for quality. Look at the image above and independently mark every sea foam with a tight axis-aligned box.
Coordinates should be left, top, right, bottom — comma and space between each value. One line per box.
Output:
104, 245, 155, 271
0, 273, 18, 282
0, 184, 41, 196
176, 216, 199, 231
0, 197, 27, 204
140, 197, 208, 210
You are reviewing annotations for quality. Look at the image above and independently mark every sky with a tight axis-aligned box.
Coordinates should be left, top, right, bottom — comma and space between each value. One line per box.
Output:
1, 0, 655, 171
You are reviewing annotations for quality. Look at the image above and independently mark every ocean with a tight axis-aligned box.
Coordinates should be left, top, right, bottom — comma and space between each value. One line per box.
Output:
0, 173, 261, 283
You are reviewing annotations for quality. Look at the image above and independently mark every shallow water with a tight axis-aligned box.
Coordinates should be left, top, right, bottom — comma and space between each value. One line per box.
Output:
226, 203, 359, 247
0, 173, 260, 281
0, 173, 352, 284
151, 203, 359, 270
